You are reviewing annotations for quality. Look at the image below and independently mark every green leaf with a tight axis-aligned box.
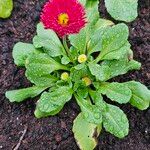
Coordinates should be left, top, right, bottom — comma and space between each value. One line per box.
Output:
88, 62, 111, 81
56, 80, 72, 88
85, 0, 99, 8
125, 81, 150, 110
73, 80, 85, 92
87, 19, 114, 54
78, 0, 86, 6
79, 0, 99, 8
76, 86, 89, 99
61, 56, 70, 65
88, 20, 114, 55
89, 90, 107, 112
85, 1, 99, 26
74, 64, 85, 70
75, 94, 102, 125
69, 1, 99, 54
25, 53, 68, 86
99, 82, 132, 104
70, 46, 79, 60
94, 19, 114, 30
69, 28, 87, 54
34, 105, 63, 119
5, 86, 46, 102
103, 59, 141, 79
71, 65, 92, 82
105, 0, 138, 22
13, 42, 36, 66
95, 23, 129, 62
35, 86, 73, 118
101, 42, 131, 60
88, 59, 141, 81
73, 113, 101, 150
0, 0, 13, 18
33, 23, 65, 57
103, 104, 129, 138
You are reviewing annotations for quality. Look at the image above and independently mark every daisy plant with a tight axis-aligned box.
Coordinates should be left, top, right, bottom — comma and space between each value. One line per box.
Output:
6, 0, 150, 150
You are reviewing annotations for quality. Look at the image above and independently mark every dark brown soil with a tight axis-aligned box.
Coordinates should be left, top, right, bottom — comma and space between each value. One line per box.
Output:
0, 0, 150, 150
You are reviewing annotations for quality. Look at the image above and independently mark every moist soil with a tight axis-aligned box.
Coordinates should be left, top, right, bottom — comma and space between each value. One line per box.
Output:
0, 0, 150, 150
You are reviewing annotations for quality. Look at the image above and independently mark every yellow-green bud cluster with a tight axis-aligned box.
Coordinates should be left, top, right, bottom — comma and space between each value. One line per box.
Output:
78, 54, 87, 63
61, 72, 69, 81
82, 77, 92, 86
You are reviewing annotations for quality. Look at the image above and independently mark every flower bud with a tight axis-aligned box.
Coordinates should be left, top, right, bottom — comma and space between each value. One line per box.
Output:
61, 72, 69, 81
78, 54, 87, 63
82, 77, 92, 86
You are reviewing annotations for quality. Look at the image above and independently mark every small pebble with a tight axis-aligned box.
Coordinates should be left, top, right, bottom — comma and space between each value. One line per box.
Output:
55, 134, 62, 142
61, 121, 66, 129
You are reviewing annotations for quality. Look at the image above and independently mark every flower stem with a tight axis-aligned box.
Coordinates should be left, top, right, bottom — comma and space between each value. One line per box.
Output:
62, 36, 75, 64
63, 36, 69, 55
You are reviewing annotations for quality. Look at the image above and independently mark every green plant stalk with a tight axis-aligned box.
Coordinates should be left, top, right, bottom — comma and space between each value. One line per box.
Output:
62, 36, 75, 64
59, 64, 70, 71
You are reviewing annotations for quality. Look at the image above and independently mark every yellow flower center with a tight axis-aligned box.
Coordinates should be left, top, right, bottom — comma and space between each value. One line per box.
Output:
78, 54, 87, 63
61, 72, 69, 81
58, 13, 69, 26
82, 77, 92, 86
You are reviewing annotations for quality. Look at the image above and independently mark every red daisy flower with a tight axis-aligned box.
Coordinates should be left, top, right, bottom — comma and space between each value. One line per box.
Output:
40, 0, 86, 37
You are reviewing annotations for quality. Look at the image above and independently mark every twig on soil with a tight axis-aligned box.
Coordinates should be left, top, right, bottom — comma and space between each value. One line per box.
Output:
13, 126, 28, 150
